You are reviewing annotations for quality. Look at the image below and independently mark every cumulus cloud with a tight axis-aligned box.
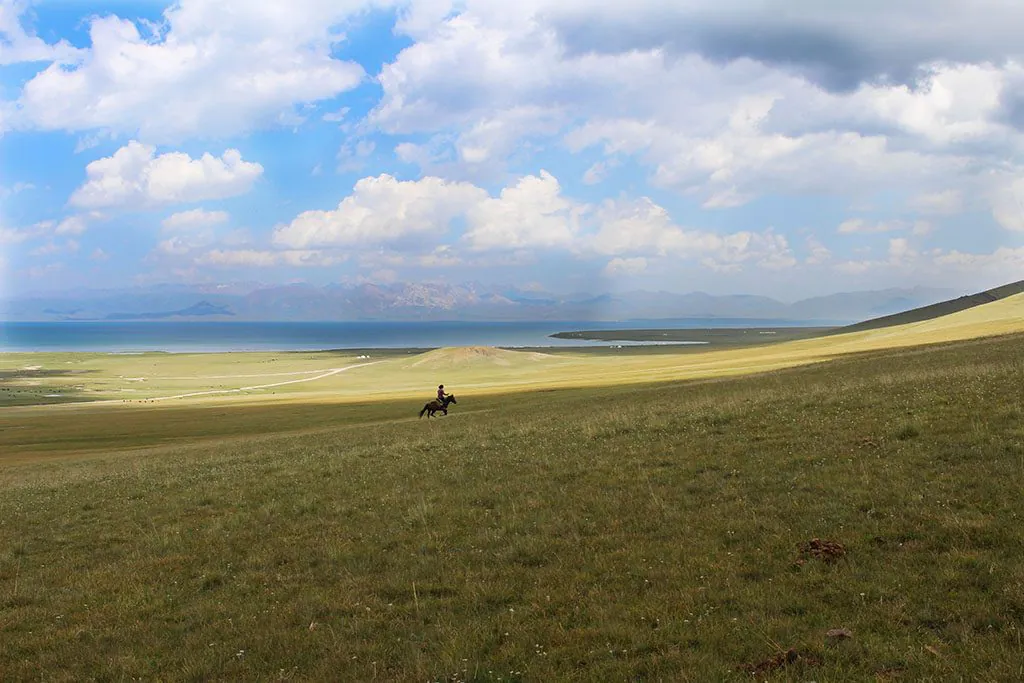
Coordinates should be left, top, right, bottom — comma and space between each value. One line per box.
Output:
586, 196, 796, 271
463, 171, 580, 251
0, 226, 30, 245
990, 177, 1024, 231
9, 0, 375, 141
162, 209, 230, 232
604, 256, 648, 276
55, 215, 88, 235
909, 189, 964, 215
570, 109, 971, 208
935, 245, 1024, 271
590, 197, 712, 257
805, 237, 831, 265
837, 218, 931, 235
0, 181, 34, 198
196, 248, 345, 267
69, 142, 263, 209
275, 170, 586, 253
370, 1, 1023, 210
0, 0, 82, 65
273, 174, 486, 248
337, 139, 377, 172
582, 161, 614, 185
544, 0, 1024, 92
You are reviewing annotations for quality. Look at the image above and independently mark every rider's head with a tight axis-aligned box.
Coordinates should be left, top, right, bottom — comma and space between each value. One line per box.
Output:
439, 384, 444, 389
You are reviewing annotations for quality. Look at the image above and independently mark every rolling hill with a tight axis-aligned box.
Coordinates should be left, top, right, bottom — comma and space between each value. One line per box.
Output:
831, 279, 1024, 335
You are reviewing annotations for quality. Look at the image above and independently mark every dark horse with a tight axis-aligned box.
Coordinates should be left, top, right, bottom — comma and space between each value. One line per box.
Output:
419, 394, 457, 418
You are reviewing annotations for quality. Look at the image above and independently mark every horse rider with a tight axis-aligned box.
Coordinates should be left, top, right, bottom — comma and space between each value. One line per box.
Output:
437, 384, 449, 403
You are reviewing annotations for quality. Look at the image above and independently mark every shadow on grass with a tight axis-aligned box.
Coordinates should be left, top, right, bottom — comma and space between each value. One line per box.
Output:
0, 368, 99, 407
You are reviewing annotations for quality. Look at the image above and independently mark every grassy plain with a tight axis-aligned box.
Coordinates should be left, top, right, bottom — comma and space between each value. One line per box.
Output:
2, 295, 1024, 680
4, 292, 1024, 409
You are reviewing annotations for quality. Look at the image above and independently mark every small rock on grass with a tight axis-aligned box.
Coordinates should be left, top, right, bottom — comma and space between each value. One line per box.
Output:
825, 628, 853, 642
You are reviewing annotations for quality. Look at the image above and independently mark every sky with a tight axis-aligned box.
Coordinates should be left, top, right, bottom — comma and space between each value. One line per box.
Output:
1, 0, 1023, 302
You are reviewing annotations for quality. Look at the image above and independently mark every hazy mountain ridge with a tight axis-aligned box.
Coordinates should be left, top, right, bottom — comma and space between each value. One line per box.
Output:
1, 282, 959, 323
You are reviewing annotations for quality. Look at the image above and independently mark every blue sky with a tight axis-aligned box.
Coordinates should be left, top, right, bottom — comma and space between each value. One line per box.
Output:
2, 0, 1024, 302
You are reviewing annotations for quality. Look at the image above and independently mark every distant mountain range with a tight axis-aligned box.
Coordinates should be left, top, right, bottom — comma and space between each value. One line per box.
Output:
2, 281, 961, 324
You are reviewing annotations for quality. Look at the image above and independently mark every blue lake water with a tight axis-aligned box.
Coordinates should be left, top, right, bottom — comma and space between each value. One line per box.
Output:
0, 319, 836, 353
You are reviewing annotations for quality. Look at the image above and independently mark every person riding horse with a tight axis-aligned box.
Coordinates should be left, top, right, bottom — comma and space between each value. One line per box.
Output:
420, 385, 457, 418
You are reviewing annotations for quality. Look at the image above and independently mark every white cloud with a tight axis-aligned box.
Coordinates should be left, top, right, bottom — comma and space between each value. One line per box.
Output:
69, 142, 263, 209
838, 219, 896, 234
805, 236, 831, 265
990, 177, 1024, 231
910, 221, 934, 237
590, 197, 714, 257
274, 170, 807, 270
196, 248, 345, 267
418, 245, 462, 268
55, 215, 88, 235
337, 139, 377, 172
604, 256, 648, 276
0, 181, 34, 198
573, 113, 970, 209
29, 239, 78, 257
157, 236, 202, 256
0, 226, 30, 245
587, 196, 796, 270
860, 62, 1009, 144
0, 0, 82, 65
463, 171, 580, 251
582, 159, 618, 185
11, 1, 375, 142
888, 237, 916, 263
935, 245, 1024, 271
197, 249, 281, 268
22, 262, 63, 279
909, 189, 963, 215
369, 2, 1022, 210
541, 1, 1024, 92
834, 259, 877, 275
0, 216, 78, 244
275, 170, 585, 254
838, 218, 932, 235
162, 209, 230, 232
323, 106, 350, 123
274, 173, 486, 248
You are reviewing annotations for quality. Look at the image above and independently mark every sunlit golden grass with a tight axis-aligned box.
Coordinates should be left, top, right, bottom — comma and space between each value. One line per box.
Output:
4, 293, 1024, 410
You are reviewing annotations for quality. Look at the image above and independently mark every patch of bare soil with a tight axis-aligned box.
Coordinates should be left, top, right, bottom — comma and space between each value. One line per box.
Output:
738, 648, 822, 675
796, 538, 847, 565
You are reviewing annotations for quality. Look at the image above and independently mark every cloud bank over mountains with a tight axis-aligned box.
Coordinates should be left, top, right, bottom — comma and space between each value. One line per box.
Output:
1, 0, 1023, 301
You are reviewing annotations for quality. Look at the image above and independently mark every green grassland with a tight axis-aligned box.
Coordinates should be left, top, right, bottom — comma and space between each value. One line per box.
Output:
2, 294, 1024, 680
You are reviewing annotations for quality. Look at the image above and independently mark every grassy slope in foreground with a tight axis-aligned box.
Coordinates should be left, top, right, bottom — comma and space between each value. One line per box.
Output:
1, 334, 1023, 680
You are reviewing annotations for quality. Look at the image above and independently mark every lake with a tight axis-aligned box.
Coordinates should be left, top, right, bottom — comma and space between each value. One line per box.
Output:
0, 319, 836, 353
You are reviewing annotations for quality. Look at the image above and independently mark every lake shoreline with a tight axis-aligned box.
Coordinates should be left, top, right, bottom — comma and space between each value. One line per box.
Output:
0, 319, 844, 354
